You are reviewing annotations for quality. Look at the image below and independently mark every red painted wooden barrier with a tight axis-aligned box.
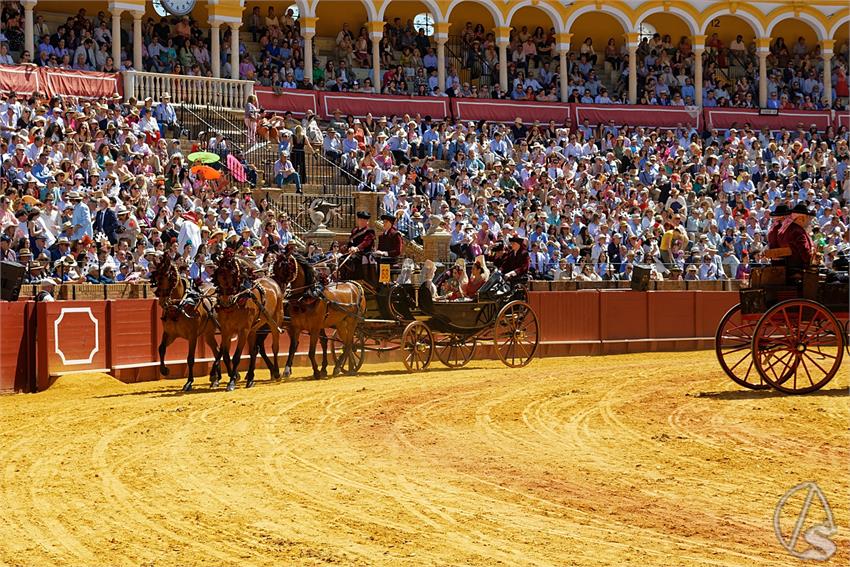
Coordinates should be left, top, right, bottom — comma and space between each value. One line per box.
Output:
1, 291, 739, 392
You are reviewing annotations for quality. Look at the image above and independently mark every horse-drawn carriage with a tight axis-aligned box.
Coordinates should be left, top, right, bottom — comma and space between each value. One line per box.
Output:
715, 248, 848, 394
326, 259, 540, 373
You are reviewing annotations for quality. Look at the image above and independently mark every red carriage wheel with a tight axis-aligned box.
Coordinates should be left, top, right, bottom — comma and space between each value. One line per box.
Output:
401, 321, 433, 372
715, 304, 769, 390
752, 299, 845, 394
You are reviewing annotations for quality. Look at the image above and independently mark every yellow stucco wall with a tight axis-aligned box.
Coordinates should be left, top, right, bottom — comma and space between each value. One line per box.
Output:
26, 0, 850, 44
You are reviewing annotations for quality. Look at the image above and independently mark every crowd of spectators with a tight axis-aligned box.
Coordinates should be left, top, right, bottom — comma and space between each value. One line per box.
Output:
1, 81, 848, 289
2, 2, 847, 110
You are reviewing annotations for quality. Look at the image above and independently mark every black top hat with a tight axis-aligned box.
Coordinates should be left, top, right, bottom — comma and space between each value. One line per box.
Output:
356, 210, 371, 220
379, 213, 395, 223
790, 203, 815, 216
770, 204, 790, 217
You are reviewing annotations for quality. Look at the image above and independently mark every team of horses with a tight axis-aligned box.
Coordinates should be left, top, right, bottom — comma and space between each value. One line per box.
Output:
150, 247, 366, 391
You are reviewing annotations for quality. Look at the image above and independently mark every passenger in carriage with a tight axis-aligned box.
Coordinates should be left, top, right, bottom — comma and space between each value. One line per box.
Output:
439, 260, 468, 301
463, 256, 490, 297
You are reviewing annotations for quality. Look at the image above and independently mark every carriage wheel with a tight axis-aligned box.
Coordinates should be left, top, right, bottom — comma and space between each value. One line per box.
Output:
435, 335, 477, 368
401, 321, 433, 372
494, 301, 539, 368
329, 327, 366, 375
715, 304, 769, 390
387, 283, 413, 321
752, 299, 845, 394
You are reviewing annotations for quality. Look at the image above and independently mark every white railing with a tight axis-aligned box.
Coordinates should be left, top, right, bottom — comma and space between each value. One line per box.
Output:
123, 71, 254, 110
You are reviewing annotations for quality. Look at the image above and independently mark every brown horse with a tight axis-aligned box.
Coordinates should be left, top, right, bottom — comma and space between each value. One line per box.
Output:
150, 255, 222, 392
273, 249, 365, 379
212, 248, 284, 391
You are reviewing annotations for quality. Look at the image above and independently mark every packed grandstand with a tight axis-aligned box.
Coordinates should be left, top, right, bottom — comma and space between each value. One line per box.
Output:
0, 0, 847, 292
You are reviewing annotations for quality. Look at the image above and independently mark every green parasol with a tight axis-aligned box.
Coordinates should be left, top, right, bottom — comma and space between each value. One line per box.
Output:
187, 151, 221, 164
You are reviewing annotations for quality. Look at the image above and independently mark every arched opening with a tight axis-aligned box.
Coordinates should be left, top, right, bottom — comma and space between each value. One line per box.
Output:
769, 19, 820, 63
446, 0, 497, 91
702, 15, 758, 86
313, 0, 369, 85
632, 12, 699, 105
379, 1, 438, 94
506, 6, 559, 95
568, 12, 626, 102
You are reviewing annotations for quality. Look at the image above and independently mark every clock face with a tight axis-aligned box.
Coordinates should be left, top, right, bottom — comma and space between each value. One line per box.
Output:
160, 0, 196, 17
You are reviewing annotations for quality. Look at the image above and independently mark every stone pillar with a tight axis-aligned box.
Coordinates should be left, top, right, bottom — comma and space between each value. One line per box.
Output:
423, 229, 451, 262
434, 22, 450, 94
496, 27, 512, 94
354, 191, 382, 226
693, 35, 705, 107
301, 18, 316, 83
23, 0, 36, 57
557, 33, 572, 102
757, 37, 771, 107
626, 32, 639, 104
822, 40, 834, 107
111, 9, 122, 69
209, 21, 221, 78
230, 23, 240, 80
132, 10, 143, 70
436, 38, 447, 93
367, 21, 384, 91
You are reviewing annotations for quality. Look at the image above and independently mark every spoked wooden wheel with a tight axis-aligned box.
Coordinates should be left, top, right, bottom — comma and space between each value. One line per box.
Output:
435, 335, 477, 368
401, 321, 433, 372
494, 301, 539, 368
715, 304, 769, 390
752, 299, 845, 394
329, 327, 366, 375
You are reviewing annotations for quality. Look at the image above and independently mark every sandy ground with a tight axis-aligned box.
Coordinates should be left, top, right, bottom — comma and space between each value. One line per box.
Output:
0, 352, 847, 567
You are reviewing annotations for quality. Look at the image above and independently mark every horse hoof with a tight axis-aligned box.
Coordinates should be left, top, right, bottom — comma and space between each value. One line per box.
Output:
182, 382, 193, 392
226, 381, 236, 392
320, 370, 328, 379
271, 370, 281, 381
246, 379, 255, 389
333, 368, 342, 377
160, 366, 170, 377
210, 379, 220, 389
283, 368, 292, 378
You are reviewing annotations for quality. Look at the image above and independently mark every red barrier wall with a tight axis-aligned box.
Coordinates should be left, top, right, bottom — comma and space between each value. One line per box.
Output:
0, 290, 740, 392
453, 98, 573, 123
0, 65, 121, 98
574, 104, 701, 129
703, 108, 831, 132
255, 88, 320, 117
0, 302, 34, 392
253, 89, 835, 131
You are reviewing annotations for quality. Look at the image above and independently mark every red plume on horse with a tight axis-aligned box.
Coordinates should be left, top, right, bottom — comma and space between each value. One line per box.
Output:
150, 253, 223, 391
212, 247, 284, 390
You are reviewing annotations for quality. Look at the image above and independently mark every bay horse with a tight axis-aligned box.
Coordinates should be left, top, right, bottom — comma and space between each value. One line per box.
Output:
272, 248, 365, 379
212, 248, 284, 391
150, 255, 222, 392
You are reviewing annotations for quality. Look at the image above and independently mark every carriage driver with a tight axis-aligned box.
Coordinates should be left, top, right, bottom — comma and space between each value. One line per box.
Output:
344, 210, 376, 279
500, 236, 530, 285
776, 203, 815, 271
374, 213, 403, 263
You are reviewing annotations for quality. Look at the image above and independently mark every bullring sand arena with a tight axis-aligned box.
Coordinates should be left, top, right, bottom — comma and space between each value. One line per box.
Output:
0, 352, 846, 566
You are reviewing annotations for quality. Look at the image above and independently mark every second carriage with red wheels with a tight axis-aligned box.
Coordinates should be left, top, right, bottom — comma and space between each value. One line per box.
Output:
715, 247, 848, 394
